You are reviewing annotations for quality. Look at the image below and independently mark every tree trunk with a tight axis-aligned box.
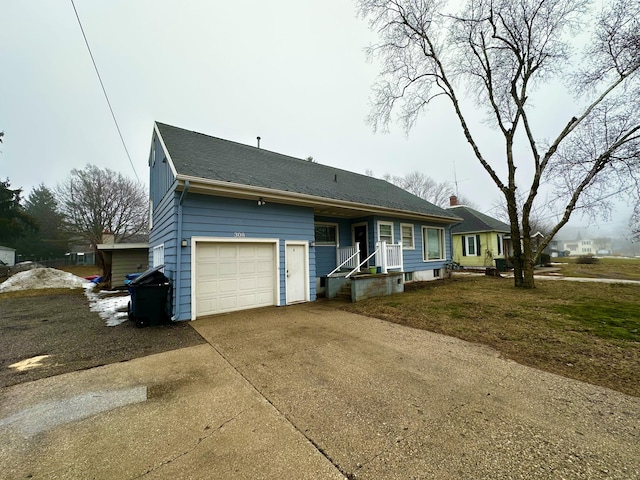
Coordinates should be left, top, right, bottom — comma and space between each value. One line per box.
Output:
505, 190, 524, 287
521, 213, 536, 288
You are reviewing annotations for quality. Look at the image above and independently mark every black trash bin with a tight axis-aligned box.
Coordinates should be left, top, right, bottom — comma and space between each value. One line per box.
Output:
494, 258, 507, 272
128, 265, 172, 327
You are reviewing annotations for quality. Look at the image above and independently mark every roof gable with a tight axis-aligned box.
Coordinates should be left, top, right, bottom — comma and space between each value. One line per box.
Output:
449, 206, 510, 233
155, 122, 460, 221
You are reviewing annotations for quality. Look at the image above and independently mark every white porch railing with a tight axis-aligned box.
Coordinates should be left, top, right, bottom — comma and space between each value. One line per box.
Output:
375, 241, 403, 273
326, 241, 403, 278
327, 243, 361, 277
337, 243, 360, 270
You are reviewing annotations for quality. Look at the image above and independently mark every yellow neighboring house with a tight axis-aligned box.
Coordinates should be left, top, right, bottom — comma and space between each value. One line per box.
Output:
448, 198, 511, 268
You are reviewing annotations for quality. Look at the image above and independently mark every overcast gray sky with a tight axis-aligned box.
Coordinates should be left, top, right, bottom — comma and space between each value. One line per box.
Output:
0, 1, 633, 236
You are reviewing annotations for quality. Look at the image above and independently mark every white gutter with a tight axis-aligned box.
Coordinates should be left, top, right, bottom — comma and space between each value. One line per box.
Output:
175, 175, 462, 224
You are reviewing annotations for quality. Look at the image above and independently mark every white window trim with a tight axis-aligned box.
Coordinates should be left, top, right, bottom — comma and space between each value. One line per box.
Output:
465, 235, 480, 257
422, 227, 445, 262
314, 222, 339, 246
497, 234, 503, 256
377, 221, 394, 244
400, 223, 415, 250
152, 244, 165, 271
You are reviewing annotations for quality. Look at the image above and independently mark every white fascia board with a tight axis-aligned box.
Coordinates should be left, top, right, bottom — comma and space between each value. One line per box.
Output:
154, 122, 178, 178
175, 175, 462, 224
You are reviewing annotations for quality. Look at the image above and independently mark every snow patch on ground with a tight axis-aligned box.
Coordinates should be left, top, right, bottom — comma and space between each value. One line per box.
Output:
0, 267, 130, 327
86, 289, 130, 326
0, 268, 90, 292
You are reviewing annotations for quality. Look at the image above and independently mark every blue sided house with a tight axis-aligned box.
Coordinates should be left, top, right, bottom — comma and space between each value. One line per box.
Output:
148, 122, 462, 321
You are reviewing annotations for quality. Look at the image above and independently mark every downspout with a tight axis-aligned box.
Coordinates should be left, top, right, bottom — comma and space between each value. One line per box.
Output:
172, 180, 190, 321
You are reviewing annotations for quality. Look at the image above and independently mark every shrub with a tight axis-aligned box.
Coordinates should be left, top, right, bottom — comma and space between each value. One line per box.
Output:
576, 255, 598, 264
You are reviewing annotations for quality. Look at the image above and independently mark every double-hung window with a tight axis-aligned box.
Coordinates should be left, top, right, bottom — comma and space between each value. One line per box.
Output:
422, 227, 445, 261
378, 221, 394, 244
400, 223, 414, 249
464, 235, 480, 256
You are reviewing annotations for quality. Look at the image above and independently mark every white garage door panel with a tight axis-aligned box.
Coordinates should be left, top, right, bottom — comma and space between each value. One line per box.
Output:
195, 242, 276, 317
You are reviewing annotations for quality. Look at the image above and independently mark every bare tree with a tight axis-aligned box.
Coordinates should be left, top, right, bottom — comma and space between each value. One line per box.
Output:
57, 165, 148, 281
631, 204, 640, 242
382, 170, 479, 208
359, 0, 640, 287
383, 171, 454, 207
490, 190, 553, 236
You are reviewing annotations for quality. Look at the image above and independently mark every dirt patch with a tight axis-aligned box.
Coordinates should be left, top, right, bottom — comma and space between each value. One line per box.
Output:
0, 290, 206, 388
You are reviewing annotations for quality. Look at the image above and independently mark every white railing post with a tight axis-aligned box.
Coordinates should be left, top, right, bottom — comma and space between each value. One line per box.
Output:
381, 241, 388, 274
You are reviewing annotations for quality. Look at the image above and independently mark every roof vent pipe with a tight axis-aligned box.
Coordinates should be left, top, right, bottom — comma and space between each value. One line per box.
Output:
257, 136, 261, 148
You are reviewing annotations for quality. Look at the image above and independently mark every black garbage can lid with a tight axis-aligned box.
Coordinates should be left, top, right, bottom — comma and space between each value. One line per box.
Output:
130, 265, 169, 285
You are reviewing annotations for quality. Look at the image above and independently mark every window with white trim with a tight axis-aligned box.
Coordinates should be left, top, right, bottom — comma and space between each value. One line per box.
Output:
422, 227, 445, 261
314, 223, 338, 246
153, 244, 165, 271
497, 234, 503, 255
464, 235, 480, 256
378, 221, 393, 244
400, 223, 414, 249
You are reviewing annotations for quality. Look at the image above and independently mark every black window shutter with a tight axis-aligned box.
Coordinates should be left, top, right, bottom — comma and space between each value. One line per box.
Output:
462, 237, 467, 256
476, 234, 481, 256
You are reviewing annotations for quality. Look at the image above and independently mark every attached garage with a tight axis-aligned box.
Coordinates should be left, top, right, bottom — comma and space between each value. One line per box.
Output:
192, 239, 279, 318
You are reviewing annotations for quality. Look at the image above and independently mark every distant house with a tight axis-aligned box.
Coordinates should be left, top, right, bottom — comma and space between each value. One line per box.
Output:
561, 237, 611, 256
0, 246, 16, 266
97, 242, 149, 287
147, 122, 462, 320
447, 197, 511, 268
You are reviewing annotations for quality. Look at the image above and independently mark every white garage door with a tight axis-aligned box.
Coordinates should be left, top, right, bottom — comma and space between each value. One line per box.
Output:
195, 242, 277, 317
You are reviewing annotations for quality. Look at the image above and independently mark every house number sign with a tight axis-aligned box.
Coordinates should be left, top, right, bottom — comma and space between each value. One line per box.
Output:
234, 232, 246, 238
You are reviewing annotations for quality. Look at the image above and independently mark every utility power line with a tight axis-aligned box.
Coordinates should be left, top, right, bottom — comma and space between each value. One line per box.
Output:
70, 0, 139, 181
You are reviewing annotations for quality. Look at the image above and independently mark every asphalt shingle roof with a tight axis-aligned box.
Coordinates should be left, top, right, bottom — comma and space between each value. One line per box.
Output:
449, 205, 511, 233
156, 122, 460, 220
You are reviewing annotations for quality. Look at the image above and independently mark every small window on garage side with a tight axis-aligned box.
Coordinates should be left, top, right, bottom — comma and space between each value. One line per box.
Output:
400, 223, 414, 249
314, 223, 338, 246
153, 244, 164, 271
378, 221, 393, 244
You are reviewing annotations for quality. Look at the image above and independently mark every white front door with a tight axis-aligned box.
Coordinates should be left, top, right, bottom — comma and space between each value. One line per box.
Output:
286, 243, 307, 304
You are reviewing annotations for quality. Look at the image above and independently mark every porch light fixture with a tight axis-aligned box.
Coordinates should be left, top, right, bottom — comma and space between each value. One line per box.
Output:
257, 197, 266, 206
181, 239, 188, 247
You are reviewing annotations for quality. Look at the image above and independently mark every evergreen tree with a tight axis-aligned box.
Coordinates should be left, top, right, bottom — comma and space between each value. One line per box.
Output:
20, 184, 69, 259
0, 179, 35, 244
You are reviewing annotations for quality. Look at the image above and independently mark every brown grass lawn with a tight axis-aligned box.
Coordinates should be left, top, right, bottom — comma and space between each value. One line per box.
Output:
56, 265, 102, 278
551, 256, 640, 281
342, 275, 640, 397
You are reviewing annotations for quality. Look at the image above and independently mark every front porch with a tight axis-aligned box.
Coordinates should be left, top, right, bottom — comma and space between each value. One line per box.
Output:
324, 241, 404, 302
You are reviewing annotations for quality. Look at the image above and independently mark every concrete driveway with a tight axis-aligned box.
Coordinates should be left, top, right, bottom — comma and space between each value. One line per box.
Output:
193, 302, 640, 479
2, 302, 639, 479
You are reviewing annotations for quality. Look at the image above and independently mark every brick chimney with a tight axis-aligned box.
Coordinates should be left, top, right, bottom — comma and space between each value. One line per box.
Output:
449, 195, 458, 206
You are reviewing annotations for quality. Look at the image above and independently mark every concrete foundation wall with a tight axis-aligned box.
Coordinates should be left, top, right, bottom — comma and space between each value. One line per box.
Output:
351, 272, 404, 302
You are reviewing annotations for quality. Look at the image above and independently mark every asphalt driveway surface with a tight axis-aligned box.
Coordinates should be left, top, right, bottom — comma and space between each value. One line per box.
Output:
192, 302, 640, 480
